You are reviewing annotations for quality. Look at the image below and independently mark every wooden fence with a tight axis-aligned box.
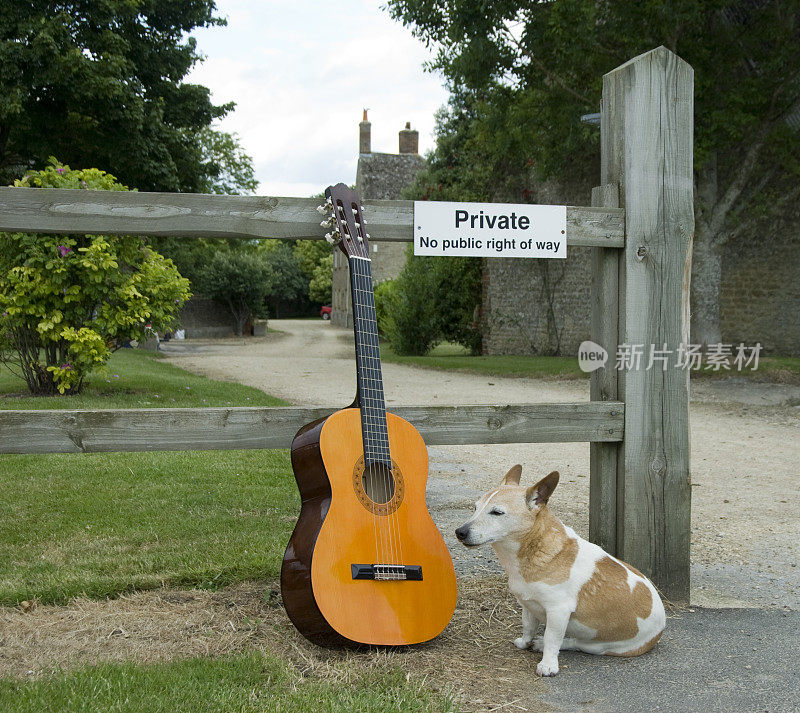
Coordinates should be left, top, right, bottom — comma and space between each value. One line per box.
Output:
0, 46, 693, 603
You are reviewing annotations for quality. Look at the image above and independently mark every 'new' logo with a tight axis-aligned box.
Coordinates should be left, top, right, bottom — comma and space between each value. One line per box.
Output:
577, 341, 608, 373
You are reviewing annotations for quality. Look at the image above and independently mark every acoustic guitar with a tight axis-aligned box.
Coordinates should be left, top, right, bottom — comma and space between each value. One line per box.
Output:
281, 183, 457, 646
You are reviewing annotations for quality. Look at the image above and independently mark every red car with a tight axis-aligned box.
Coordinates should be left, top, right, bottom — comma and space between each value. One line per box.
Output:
320, 305, 332, 320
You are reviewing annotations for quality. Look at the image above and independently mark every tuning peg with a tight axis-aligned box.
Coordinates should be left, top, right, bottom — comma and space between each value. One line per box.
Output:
320, 217, 335, 228
324, 233, 336, 244
316, 205, 327, 215
365, 234, 371, 240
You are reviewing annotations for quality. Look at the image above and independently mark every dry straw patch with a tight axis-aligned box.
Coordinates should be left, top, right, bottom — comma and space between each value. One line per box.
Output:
0, 577, 547, 712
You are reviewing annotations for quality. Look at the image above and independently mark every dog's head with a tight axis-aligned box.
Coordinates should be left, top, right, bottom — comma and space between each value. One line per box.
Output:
454, 465, 559, 547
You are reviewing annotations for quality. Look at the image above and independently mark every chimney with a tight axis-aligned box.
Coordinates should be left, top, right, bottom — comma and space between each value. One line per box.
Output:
398, 121, 418, 154
359, 109, 371, 154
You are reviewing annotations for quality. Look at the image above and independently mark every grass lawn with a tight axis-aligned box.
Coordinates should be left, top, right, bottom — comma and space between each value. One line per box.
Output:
381, 342, 800, 384
0, 652, 457, 713
0, 348, 296, 605
381, 342, 587, 379
0, 448, 298, 606
0, 348, 287, 410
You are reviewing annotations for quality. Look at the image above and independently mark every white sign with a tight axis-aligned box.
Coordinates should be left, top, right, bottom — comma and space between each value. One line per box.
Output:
413, 201, 567, 258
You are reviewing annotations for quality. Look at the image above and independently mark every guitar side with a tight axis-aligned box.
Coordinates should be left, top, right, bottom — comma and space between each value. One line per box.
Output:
280, 414, 350, 646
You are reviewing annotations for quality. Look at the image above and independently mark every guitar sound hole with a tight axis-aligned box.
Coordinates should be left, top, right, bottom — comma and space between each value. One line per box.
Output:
362, 462, 395, 504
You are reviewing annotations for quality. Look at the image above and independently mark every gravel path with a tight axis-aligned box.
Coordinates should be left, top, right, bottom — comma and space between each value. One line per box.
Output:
163, 319, 800, 610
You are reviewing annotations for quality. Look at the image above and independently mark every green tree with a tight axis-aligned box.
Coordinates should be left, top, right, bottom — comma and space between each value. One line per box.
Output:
0, 0, 254, 193
195, 126, 258, 195
148, 237, 246, 289
0, 160, 191, 395
308, 253, 334, 304
196, 250, 274, 337
387, 0, 800, 347
294, 239, 333, 304
259, 242, 306, 318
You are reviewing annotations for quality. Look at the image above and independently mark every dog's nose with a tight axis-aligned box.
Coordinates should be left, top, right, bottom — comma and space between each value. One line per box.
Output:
455, 525, 469, 541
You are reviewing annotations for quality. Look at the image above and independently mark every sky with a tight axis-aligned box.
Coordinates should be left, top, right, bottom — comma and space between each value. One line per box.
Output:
187, 0, 449, 197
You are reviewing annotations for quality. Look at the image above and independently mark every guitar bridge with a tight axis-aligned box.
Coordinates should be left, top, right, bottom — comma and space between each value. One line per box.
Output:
351, 564, 423, 581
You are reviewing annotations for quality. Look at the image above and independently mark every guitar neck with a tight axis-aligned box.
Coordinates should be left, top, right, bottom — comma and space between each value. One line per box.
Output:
349, 255, 390, 464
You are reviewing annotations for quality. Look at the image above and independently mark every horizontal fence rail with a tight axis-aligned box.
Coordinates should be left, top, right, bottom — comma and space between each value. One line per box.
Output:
0, 188, 625, 248
0, 402, 624, 454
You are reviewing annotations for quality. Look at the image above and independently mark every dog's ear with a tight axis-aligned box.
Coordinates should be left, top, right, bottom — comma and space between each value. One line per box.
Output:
501, 464, 522, 486
525, 471, 560, 508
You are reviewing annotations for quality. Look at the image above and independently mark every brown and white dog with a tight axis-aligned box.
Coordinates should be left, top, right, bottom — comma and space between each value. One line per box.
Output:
455, 465, 665, 676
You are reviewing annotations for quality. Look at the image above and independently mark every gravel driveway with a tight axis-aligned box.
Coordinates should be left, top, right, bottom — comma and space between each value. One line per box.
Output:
163, 319, 800, 610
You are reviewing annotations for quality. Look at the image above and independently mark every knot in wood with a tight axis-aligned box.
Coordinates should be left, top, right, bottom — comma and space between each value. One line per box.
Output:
487, 416, 502, 431
636, 245, 648, 260
650, 453, 667, 479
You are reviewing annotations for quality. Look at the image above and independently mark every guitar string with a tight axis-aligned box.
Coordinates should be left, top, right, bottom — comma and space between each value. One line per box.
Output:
344, 198, 408, 578
353, 257, 399, 575
350, 210, 400, 574
351, 214, 402, 579
353, 260, 396, 575
352, 253, 394, 562
351, 250, 404, 576
342, 205, 381, 568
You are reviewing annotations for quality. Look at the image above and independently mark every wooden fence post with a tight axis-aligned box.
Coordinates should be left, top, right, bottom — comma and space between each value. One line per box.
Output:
589, 183, 621, 555
602, 47, 694, 603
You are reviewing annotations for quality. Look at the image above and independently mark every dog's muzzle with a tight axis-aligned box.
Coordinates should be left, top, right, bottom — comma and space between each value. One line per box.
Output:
455, 524, 470, 542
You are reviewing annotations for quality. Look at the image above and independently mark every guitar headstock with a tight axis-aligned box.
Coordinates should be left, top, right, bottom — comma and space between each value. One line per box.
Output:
317, 183, 371, 260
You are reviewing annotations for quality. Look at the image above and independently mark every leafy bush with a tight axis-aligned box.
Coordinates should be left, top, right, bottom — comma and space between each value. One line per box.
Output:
378, 248, 482, 356
0, 160, 190, 395
383, 250, 440, 355
196, 251, 274, 336
373, 279, 400, 339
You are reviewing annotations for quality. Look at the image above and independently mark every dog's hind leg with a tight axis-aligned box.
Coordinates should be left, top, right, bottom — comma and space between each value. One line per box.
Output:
514, 605, 540, 649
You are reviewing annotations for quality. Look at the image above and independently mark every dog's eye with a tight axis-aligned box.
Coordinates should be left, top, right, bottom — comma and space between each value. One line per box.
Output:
489, 509, 505, 516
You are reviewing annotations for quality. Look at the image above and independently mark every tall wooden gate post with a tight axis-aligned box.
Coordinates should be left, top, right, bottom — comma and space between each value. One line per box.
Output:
598, 47, 694, 603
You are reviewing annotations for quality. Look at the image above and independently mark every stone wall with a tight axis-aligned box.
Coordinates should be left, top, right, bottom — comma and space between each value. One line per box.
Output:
482, 179, 595, 356
178, 296, 233, 339
482, 248, 593, 356
720, 211, 800, 355
483, 196, 800, 357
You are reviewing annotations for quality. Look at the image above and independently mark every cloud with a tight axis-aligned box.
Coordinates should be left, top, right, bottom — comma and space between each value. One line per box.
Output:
187, 0, 448, 197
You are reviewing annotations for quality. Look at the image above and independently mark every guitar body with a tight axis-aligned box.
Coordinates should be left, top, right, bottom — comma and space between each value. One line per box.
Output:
282, 408, 457, 646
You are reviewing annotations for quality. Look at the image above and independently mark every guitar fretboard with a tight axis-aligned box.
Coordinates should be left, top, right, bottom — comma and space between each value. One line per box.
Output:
349, 255, 390, 464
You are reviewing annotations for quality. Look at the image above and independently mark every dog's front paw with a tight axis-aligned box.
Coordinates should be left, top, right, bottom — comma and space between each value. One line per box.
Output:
536, 658, 559, 677
530, 636, 544, 652
514, 636, 532, 650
